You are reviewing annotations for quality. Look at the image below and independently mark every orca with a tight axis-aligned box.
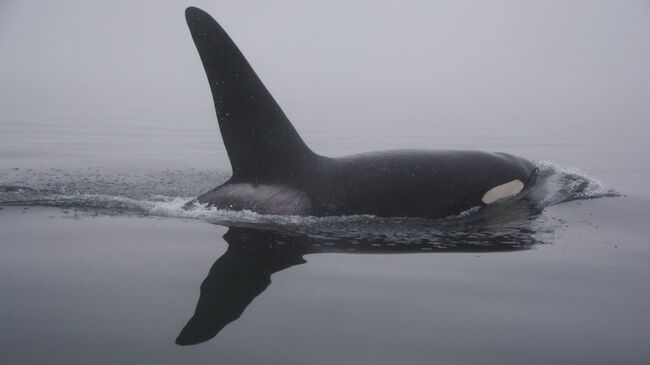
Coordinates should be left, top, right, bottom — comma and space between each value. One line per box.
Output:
184, 7, 537, 219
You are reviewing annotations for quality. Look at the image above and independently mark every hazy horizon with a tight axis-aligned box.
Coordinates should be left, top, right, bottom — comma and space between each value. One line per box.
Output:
1, 0, 648, 127
2, 3, 650, 363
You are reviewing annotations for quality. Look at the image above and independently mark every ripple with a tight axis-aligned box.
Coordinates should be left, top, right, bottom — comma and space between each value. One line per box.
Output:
0, 162, 617, 246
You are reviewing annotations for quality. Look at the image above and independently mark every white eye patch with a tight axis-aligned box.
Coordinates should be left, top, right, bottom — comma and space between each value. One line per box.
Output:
482, 179, 524, 204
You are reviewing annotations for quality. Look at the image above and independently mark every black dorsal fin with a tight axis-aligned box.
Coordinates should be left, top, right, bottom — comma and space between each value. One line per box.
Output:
185, 7, 316, 180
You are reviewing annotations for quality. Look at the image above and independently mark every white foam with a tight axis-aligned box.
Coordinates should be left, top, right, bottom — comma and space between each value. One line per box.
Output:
533, 161, 618, 206
0, 162, 619, 227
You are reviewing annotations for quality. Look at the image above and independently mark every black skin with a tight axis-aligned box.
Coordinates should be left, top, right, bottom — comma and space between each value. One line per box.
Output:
184, 7, 537, 219
192, 150, 536, 218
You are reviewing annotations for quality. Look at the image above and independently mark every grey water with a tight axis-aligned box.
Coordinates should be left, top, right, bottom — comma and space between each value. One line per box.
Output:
2, 1, 650, 364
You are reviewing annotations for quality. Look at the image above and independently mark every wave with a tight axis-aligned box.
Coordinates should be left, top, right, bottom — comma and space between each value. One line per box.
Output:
529, 161, 618, 206
0, 162, 617, 246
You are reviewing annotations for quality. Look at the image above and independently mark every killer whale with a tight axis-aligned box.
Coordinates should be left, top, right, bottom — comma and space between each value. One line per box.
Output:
184, 7, 537, 219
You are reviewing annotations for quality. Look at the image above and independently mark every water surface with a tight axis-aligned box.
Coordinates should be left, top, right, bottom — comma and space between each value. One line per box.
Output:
1, 1, 650, 363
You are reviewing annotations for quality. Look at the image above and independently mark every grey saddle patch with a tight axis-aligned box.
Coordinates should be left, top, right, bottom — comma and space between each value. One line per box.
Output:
208, 183, 312, 215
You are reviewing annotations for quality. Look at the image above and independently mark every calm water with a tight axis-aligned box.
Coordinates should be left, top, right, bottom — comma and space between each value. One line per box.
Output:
1, 84, 649, 364
1, 2, 650, 361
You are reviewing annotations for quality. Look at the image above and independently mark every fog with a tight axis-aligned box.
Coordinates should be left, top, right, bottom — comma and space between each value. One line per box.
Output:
2, 0, 648, 122
1, 0, 649, 172
2, 5, 650, 362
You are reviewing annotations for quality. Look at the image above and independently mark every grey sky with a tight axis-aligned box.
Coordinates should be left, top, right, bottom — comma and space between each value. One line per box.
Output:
1, 0, 649, 127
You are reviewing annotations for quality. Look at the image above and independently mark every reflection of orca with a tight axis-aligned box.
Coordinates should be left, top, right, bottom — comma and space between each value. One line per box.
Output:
175, 225, 539, 346
184, 7, 537, 218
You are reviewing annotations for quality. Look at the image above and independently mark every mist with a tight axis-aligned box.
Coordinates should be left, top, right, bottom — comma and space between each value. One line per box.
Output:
2, 0, 648, 121
1, 0, 649, 170
2, 3, 650, 363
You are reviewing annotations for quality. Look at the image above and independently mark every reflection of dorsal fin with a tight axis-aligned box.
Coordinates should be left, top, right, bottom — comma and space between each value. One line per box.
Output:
175, 228, 306, 345
185, 7, 316, 180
